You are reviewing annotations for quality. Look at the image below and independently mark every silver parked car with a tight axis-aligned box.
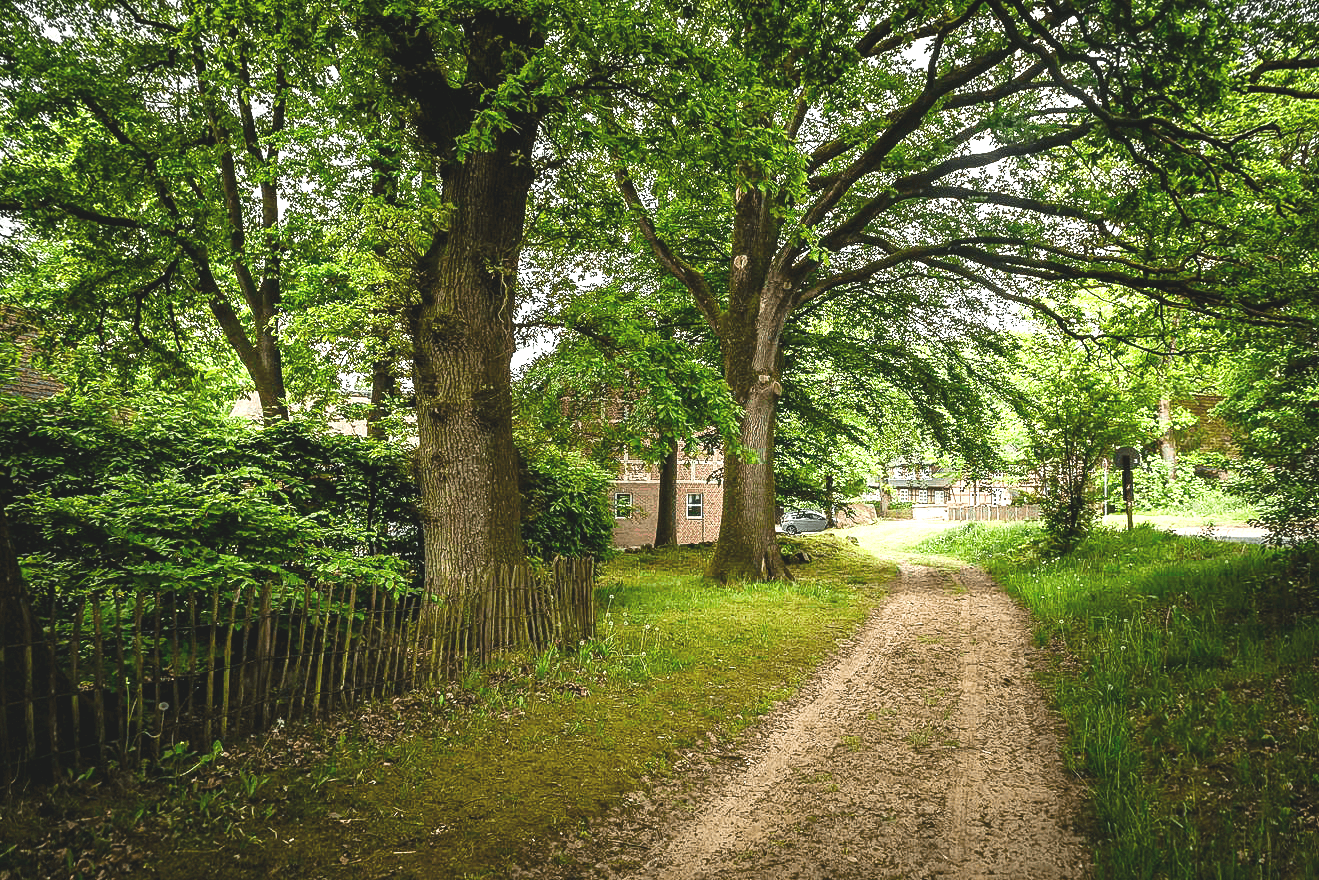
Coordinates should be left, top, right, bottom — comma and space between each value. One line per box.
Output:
779, 509, 828, 534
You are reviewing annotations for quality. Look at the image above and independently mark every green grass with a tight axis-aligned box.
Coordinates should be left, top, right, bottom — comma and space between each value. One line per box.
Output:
0, 536, 890, 880
1101, 511, 1259, 530
920, 521, 1319, 879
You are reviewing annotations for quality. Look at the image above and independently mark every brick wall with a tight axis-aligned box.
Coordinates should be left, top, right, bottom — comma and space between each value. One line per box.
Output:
1176, 394, 1234, 454
1, 309, 64, 400
610, 453, 724, 547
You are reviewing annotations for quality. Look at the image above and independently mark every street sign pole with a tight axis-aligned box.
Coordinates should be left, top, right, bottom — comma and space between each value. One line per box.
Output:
1113, 446, 1141, 532
1125, 466, 1134, 532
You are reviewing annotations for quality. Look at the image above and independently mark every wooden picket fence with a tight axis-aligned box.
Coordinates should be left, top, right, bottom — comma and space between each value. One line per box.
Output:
0, 557, 595, 789
947, 504, 1040, 522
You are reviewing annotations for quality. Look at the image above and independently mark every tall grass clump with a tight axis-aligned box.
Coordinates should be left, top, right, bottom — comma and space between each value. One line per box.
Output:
919, 522, 1319, 879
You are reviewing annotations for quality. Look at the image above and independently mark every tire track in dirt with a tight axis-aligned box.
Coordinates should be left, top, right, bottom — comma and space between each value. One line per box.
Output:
526, 558, 1091, 880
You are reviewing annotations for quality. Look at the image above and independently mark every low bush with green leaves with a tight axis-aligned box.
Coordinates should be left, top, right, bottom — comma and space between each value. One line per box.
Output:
1217, 335, 1319, 549
517, 428, 616, 561
1131, 453, 1254, 520
1, 394, 420, 609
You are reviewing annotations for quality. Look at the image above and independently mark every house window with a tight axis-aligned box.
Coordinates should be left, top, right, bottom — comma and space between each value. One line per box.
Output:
919, 489, 929, 503
899, 488, 911, 502
686, 493, 704, 519
614, 493, 632, 519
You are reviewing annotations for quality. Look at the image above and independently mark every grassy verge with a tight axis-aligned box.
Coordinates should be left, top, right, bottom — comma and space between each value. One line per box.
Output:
1, 535, 889, 880
1101, 512, 1258, 530
919, 521, 1319, 879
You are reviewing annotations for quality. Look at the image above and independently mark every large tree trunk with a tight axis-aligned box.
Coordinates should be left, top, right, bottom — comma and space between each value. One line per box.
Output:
254, 315, 288, 422
824, 473, 837, 528
706, 274, 790, 581
1158, 397, 1177, 480
373, 9, 546, 587
367, 356, 397, 441
655, 444, 679, 547
705, 188, 791, 582
207, 291, 289, 421
411, 138, 536, 589
620, 167, 795, 580
706, 372, 789, 581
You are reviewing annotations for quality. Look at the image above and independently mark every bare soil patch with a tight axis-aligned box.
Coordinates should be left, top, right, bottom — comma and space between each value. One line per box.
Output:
518, 557, 1091, 879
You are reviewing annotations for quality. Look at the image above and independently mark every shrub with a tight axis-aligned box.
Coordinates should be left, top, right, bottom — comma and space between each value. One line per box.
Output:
1021, 348, 1156, 555
1130, 453, 1251, 518
0, 393, 419, 603
1217, 335, 1319, 548
517, 431, 615, 561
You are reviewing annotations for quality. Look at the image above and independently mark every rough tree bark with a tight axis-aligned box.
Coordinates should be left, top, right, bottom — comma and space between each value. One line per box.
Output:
378, 10, 544, 586
824, 473, 837, 528
409, 142, 533, 584
705, 369, 789, 580
703, 185, 794, 581
618, 176, 795, 581
655, 445, 679, 547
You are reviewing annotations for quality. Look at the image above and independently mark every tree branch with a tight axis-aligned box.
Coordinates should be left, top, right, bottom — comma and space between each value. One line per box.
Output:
51, 202, 145, 229
110, 0, 178, 34
811, 122, 1094, 258
801, 41, 1017, 230
1246, 84, 1319, 100
1249, 57, 1319, 81
613, 165, 723, 332
916, 186, 1111, 228
189, 41, 264, 317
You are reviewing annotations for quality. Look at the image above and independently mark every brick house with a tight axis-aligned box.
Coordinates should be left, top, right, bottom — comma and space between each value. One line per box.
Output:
610, 449, 724, 547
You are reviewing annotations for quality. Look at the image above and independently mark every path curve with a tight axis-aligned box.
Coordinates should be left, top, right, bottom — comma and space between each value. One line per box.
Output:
524, 560, 1092, 879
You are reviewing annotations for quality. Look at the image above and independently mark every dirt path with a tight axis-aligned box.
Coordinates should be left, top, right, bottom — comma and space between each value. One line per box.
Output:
524, 543, 1092, 879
